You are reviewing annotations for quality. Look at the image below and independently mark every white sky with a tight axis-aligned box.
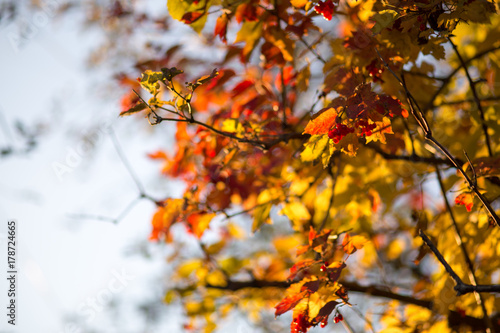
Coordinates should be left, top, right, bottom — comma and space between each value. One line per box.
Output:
0, 4, 186, 332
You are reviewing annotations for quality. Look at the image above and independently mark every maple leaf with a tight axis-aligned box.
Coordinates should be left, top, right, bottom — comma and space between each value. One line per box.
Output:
303, 107, 338, 135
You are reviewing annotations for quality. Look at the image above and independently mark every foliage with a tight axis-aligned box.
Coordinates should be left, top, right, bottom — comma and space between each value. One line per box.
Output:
44, 0, 500, 331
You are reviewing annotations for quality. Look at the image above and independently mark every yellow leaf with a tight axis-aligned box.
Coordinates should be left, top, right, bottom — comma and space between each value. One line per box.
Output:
178, 260, 202, 278
265, 27, 295, 62
301, 135, 329, 162
281, 201, 311, 229
221, 118, 243, 134
235, 20, 263, 60
291, 0, 309, 8
252, 203, 272, 232
206, 270, 227, 287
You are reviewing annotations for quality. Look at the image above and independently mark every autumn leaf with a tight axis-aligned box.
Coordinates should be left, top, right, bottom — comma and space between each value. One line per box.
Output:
181, 11, 204, 24
150, 199, 184, 241
303, 107, 338, 135
186, 212, 216, 238
214, 14, 228, 43
275, 290, 309, 316
161, 67, 184, 81
187, 68, 219, 91
119, 101, 147, 116
455, 193, 474, 212
342, 234, 368, 255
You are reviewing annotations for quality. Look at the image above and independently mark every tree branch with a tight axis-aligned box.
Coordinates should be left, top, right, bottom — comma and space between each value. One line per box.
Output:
435, 168, 493, 332
376, 49, 500, 227
419, 230, 500, 296
448, 37, 493, 157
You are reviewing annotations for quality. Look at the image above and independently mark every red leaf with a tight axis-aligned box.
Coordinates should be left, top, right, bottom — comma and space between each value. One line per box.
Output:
378, 95, 408, 118
235, 2, 258, 23
181, 11, 203, 24
455, 193, 474, 212
231, 80, 254, 97
275, 290, 308, 316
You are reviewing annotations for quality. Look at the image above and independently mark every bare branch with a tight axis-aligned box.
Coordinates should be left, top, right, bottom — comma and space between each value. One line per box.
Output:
419, 230, 500, 296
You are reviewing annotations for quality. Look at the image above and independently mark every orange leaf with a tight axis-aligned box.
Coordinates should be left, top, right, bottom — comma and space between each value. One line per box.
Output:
149, 199, 184, 241
342, 234, 367, 254
186, 212, 216, 238
214, 14, 228, 43
275, 290, 308, 316
148, 150, 167, 160
303, 107, 338, 135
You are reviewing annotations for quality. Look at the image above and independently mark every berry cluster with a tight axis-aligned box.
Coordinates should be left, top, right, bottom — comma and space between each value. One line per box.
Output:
333, 313, 344, 323
291, 313, 311, 333
328, 124, 354, 143
314, 0, 335, 21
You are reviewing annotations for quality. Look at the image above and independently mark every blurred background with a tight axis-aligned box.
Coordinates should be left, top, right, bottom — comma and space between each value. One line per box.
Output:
0, 1, 195, 332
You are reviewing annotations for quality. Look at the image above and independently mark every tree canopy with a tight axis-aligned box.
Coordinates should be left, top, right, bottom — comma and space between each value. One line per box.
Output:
12, 0, 500, 331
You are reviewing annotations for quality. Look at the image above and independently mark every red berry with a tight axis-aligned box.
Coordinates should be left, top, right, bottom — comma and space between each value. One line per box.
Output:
420, 23, 426, 31
314, 1, 335, 21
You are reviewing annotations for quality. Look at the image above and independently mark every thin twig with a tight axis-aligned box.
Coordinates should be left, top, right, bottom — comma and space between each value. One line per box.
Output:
109, 128, 146, 195
424, 45, 500, 113
448, 37, 493, 156
318, 157, 340, 231
435, 168, 493, 332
